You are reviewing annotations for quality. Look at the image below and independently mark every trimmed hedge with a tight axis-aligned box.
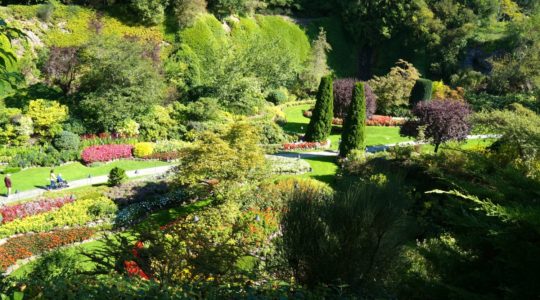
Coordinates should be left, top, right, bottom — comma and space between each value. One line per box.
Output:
305, 75, 334, 142
410, 78, 433, 106
339, 82, 366, 157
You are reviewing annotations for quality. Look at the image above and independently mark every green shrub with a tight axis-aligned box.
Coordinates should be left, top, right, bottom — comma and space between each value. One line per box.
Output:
0, 167, 21, 174
36, 2, 55, 22
53, 131, 81, 151
108, 167, 127, 187
267, 88, 289, 105
339, 82, 366, 157
128, 0, 166, 25
409, 78, 433, 106
305, 75, 334, 142
133, 142, 154, 158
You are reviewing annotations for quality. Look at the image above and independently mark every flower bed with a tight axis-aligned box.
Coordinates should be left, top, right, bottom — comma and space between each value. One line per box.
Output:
81, 144, 134, 164
0, 196, 75, 224
0, 227, 95, 271
303, 109, 405, 127
366, 115, 406, 126
143, 151, 182, 162
114, 189, 186, 226
266, 156, 312, 175
0, 197, 116, 239
282, 140, 330, 151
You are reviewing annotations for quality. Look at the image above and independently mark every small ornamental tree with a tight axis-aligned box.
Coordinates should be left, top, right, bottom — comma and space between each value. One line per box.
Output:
400, 99, 472, 153
409, 78, 433, 107
334, 78, 376, 119
108, 167, 127, 187
339, 82, 366, 157
305, 75, 334, 142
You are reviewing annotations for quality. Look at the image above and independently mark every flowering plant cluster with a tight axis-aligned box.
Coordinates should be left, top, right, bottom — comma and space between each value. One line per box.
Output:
0, 196, 75, 224
0, 227, 95, 271
115, 189, 186, 226
81, 144, 134, 164
0, 197, 116, 239
267, 156, 312, 175
282, 140, 329, 151
366, 115, 406, 126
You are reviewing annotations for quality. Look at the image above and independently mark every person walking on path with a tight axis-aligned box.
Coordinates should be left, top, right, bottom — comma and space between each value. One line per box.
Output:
4, 174, 12, 197
49, 170, 57, 190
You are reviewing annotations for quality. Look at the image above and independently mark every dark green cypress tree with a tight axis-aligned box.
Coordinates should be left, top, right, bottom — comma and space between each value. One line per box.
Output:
305, 75, 334, 142
409, 78, 433, 107
339, 82, 366, 157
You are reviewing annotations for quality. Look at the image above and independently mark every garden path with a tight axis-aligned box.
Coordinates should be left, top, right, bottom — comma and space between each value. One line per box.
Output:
272, 134, 500, 159
0, 165, 176, 205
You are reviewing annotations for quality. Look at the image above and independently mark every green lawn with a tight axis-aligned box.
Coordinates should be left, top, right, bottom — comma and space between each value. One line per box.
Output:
2, 160, 171, 194
282, 104, 412, 150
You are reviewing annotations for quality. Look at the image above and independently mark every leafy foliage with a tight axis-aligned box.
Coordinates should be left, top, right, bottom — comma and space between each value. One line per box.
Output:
333, 78, 376, 119
305, 75, 333, 142
53, 130, 80, 151
409, 78, 433, 107
282, 178, 413, 294
401, 99, 472, 152
108, 167, 127, 187
42, 46, 80, 95
339, 82, 366, 158
77, 36, 165, 132
26, 99, 68, 140
369, 60, 420, 115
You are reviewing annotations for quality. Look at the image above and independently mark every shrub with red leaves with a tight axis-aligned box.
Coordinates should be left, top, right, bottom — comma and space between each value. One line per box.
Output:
0, 196, 75, 224
333, 78, 377, 119
400, 99, 472, 152
81, 144, 133, 164
0, 227, 95, 271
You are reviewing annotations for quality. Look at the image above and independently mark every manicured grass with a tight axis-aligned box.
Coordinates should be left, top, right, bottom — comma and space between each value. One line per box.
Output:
2, 160, 171, 194
282, 104, 412, 150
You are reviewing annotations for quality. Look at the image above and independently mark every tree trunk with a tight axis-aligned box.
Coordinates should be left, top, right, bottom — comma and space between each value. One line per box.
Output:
434, 142, 440, 153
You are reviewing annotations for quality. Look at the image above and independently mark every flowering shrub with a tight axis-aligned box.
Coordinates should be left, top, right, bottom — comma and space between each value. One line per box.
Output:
81, 144, 133, 164
0, 227, 95, 271
282, 140, 329, 151
133, 142, 154, 158
0, 196, 75, 224
0, 197, 116, 239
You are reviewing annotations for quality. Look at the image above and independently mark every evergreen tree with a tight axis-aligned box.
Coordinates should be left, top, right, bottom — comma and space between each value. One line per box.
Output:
409, 78, 433, 107
339, 82, 366, 157
305, 75, 334, 142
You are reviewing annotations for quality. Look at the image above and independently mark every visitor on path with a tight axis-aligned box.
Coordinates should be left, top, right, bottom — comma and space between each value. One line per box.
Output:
49, 170, 57, 189
57, 173, 64, 184
4, 174, 11, 197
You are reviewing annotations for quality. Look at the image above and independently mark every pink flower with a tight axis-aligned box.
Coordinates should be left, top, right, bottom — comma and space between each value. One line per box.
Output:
81, 144, 134, 164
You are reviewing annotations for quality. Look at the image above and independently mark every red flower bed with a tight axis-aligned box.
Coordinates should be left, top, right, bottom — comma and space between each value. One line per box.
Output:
0, 196, 75, 224
0, 227, 95, 271
282, 141, 329, 151
367, 115, 406, 126
304, 109, 405, 127
81, 144, 133, 164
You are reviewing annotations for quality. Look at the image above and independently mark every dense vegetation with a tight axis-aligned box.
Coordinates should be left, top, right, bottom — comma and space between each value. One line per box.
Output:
0, 0, 539, 299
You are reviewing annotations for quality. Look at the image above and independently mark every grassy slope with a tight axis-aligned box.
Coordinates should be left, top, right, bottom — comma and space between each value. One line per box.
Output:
3, 160, 170, 194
